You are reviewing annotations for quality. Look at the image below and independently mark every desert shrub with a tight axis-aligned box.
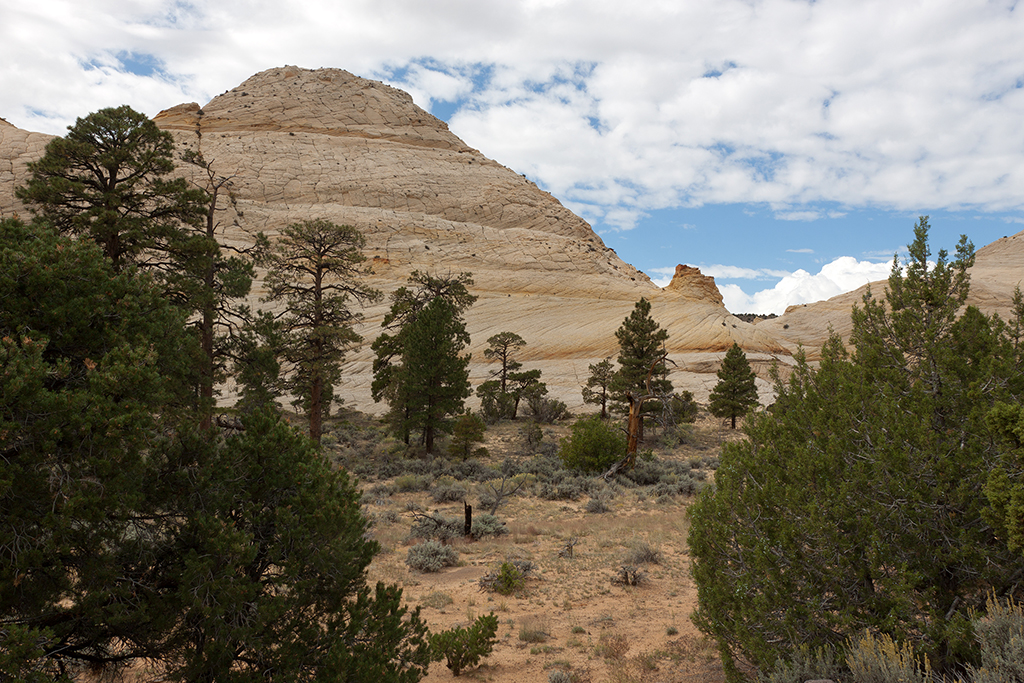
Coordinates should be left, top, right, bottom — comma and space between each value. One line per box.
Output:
430, 475, 468, 503
393, 473, 431, 492
405, 540, 459, 573
525, 454, 567, 483
536, 477, 589, 501
623, 459, 664, 486
361, 482, 393, 505
653, 477, 699, 498
585, 497, 610, 514
421, 591, 455, 610
968, 595, 1024, 683
376, 509, 400, 525
447, 458, 496, 482
479, 560, 533, 595
558, 416, 627, 473
410, 512, 463, 542
527, 394, 571, 423
757, 645, 846, 683
470, 513, 508, 539
624, 541, 662, 565
430, 613, 499, 676
846, 632, 930, 683
595, 633, 631, 660
610, 565, 647, 586
548, 671, 572, 683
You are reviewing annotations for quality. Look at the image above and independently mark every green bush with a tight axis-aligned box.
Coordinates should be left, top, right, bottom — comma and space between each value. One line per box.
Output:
448, 413, 487, 459
493, 562, 526, 595
405, 540, 459, 573
393, 473, 431, 492
430, 613, 499, 676
479, 560, 532, 595
558, 416, 626, 473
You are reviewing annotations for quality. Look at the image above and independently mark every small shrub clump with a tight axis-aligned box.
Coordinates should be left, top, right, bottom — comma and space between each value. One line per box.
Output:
430, 475, 469, 503
410, 512, 464, 542
430, 613, 499, 676
406, 540, 459, 573
624, 541, 662, 565
480, 560, 534, 595
558, 416, 626, 474
610, 565, 647, 586
470, 513, 508, 539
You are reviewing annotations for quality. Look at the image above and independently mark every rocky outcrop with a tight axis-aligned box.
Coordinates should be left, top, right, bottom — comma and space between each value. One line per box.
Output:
759, 229, 1024, 359
0, 117, 53, 218
664, 264, 724, 305
0, 67, 789, 411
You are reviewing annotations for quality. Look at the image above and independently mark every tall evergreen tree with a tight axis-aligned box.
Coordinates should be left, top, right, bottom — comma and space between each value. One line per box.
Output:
688, 219, 1021, 679
0, 218, 434, 682
708, 343, 759, 428
372, 272, 476, 452
609, 298, 672, 415
0, 217, 201, 677
16, 105, 207, 272
263, 219, 380, 443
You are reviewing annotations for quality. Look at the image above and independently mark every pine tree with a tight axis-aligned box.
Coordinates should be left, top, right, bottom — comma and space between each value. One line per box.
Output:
394, 296, 473, 453
609, 298, 672, 414
688, 219, 1021, 678
0, 217, 200, 677
708, 343, 759, 428
372, 272, 477, 453
16, 105, 207, 272
476, 332, 544, 421
483, 331, 526, 393
263, 219, 380, 443
0, 217, 433, 682
582, 358, 615, 419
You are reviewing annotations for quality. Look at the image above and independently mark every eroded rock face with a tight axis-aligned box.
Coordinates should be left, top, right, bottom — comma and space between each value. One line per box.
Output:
0, 117, 53, 218
1, 66, 788, 411
760, 229, 1024, 359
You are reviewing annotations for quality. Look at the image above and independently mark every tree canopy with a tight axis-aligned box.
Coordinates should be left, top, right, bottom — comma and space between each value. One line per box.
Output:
688, 218, 1023, 680
0, 216, 433, 682
16, 105, 207, 272
708, 343, 759, 428
372, 271, 477, 453
609, 297, 672, 414
263, 219, 381, 442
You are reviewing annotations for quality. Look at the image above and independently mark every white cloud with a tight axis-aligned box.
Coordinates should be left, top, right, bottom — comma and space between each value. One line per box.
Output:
715, 256, 894, 315
2, 0, 1024, 228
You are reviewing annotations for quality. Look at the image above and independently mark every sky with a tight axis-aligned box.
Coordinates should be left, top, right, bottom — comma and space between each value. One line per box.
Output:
2, 0, 1023, 314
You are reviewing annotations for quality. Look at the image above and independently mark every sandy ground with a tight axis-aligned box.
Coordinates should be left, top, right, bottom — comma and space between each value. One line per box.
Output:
362, 420, 735, 683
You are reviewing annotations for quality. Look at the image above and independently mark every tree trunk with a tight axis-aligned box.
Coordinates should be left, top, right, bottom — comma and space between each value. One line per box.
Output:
309, 375, 322, 444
